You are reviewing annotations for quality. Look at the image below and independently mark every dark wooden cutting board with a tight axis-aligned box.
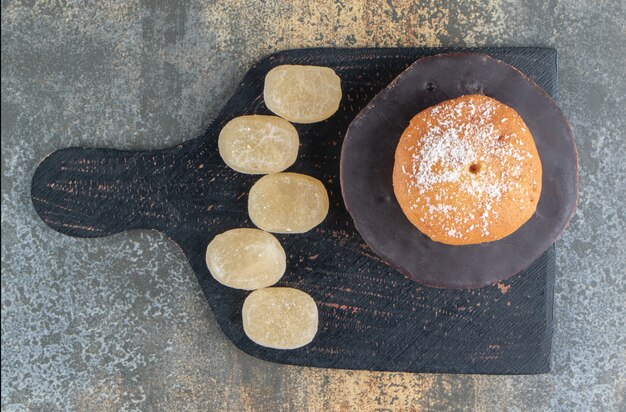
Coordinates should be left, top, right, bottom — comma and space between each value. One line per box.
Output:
31, 47, 557, 374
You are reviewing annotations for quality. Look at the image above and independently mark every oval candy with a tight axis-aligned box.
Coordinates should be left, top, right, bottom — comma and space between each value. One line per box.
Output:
242, 287, 319, 349
264, 65, 342, 124
218, 115, 299, 174
248, 173, 329, 234
205, 228, 286, 290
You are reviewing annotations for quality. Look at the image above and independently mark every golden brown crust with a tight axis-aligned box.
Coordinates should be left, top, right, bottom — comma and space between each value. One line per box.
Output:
393, 95, 542, 245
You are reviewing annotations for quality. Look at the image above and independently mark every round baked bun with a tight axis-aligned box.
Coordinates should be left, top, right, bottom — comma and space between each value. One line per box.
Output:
393, 94, 542, 245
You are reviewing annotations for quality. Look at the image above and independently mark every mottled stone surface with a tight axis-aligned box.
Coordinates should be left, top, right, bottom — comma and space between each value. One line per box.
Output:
1, 0, 624, 410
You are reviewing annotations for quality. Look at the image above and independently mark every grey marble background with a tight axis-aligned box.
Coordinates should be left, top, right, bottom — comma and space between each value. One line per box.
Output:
2, 1, 625, 411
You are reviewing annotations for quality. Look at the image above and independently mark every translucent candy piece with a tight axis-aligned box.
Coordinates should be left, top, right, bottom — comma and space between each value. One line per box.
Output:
264, 65, 342, 124
205, 228, 286, 290
248, 173, 329, 234
218, 115, 299, 174
242, 287, 318, 349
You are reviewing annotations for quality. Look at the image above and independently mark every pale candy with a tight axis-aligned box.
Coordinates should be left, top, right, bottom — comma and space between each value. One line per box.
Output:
248, 173, 329, 234
205, 228, 286, 290
218, 115, 299, 174
242, 287, 318, 349
264, 65, 342, 124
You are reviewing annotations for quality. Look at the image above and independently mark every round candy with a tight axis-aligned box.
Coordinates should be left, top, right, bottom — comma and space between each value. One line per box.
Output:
218, 115, 299, 174
264, 65, 342, 124
248, 173, 329, 234
205, 228, 286, 290
242, 287, 318, 349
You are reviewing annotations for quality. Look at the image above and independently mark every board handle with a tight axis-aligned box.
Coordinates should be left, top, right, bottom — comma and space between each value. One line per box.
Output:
31, 145, 196, 238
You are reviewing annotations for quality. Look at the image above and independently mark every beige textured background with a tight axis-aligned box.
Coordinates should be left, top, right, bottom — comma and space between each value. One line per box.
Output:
2, 1, 625, 411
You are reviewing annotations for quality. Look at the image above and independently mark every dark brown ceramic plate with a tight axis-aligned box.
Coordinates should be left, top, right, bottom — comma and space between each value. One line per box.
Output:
341, 53, 578, 289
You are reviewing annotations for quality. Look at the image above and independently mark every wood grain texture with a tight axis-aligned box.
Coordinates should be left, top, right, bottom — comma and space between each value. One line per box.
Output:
31, 47, 557, 374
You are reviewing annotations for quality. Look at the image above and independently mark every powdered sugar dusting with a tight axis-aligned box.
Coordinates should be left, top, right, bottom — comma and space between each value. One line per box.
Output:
397, 96, 540, 242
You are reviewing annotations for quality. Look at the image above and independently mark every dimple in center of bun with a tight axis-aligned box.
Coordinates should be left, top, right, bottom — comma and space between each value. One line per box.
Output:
469, 163, 481, 174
